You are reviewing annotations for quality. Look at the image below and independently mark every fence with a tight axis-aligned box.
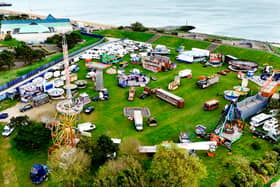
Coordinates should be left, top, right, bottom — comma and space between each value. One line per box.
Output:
0, 32, 104, 92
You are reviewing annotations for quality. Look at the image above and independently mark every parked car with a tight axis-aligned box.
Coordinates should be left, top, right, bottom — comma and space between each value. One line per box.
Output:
2, 125, 15, 137
84, 106, 95, 114
0, 113, 8, 119
139, 91, 150, 99
179, 132, 191, 143
77, 122, 96, 132
19, 104, 33, 112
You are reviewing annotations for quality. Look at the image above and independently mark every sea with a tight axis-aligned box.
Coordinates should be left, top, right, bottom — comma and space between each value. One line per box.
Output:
2, 0, 280, 42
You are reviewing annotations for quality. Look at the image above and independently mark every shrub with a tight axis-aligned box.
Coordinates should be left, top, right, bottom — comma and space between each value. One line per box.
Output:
130, 22, 148, 32
4, 34, 12, 41
273, 145, 280, 154
263, 163, 275, 175
117, 26, 124, 30
259, 167, 268, 175
250, 160, 262, 173
251, 142, 261, 150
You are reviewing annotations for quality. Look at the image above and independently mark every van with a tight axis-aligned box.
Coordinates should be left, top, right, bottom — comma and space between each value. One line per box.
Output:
250, 113, 272, 127
77, 122, 96, 132
134, 110, 143, 131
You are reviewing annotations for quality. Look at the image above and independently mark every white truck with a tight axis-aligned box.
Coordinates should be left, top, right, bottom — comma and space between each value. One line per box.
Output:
134, 110, 143, 131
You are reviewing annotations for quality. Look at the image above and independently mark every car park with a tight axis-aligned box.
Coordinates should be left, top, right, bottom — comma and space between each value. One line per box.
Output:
19, 104, 33, 112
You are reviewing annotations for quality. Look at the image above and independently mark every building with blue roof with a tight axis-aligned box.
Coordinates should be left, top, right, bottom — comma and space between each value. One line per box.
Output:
0, 14, 73, 43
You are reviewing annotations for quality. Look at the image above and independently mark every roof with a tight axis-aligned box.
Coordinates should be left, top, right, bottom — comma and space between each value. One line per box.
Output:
0, 14, 70, 25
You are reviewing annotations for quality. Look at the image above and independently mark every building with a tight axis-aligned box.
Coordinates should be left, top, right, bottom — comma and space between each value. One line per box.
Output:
0, 14, 73, 43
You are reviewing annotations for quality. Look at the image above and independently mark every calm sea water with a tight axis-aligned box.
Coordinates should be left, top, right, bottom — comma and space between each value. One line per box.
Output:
3, 0, 280, 42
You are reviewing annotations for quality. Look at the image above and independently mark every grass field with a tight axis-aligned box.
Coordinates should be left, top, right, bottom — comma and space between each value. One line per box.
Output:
214, 45, 280, 69
0, 39, 23, 47
153, 35, 211, 50
93, 29, 155, 42
271, 45, 280, 55
0, 30, 279, 186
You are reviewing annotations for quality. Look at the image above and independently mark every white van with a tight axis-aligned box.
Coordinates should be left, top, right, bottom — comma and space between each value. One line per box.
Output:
77, 122, 96, 132
134, 110, 143, 131
250, 113, 272, 127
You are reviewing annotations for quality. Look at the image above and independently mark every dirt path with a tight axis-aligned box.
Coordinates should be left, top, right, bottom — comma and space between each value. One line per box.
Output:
0, 138, 18, 187
0, 101, 57, 123
146, 34, 162, 43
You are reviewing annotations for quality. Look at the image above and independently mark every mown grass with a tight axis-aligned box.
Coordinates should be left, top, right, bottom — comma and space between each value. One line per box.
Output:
0, 99, 18, 112
271, 45, 280, 55
74, 47, 273, 186
214, 45, 280, 69
93, 29, 155, 42
0, 32, 279, 186
0, 32, 101, 86
153, 35, 211, 50
0, 39, 23, 47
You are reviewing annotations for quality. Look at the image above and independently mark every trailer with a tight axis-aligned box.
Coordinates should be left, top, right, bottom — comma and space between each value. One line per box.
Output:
134, 110, 143, 131
197, 74, 220, 89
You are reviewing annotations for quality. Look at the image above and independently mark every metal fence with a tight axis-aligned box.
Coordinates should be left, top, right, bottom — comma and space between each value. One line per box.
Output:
0, 32, 104, 92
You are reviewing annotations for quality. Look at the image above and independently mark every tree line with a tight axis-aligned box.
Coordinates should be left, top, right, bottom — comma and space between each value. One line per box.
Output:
46, 32, 82, 49
0, 42, 46, 70
10, 116, 279, 187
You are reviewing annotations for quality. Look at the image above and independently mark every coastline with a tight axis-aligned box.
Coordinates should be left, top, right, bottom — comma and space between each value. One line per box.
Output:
0, 9, 116, 29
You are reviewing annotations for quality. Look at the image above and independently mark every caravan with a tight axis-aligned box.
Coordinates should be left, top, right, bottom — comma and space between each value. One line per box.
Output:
134, 110, 143, 131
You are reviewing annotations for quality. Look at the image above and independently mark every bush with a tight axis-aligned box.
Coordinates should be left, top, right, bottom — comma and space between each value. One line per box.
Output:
130, 22, 148, 32
273, 145, 280, 154
251, 142, 261, 150
263, 163, 275, 176
259, 167, 268, 175
250, 160, 262, 173
178, 25, 195, 32
4, 34, 12, 41
171, 32, 178, 35
117, 26, 124, 30
219, 180, 235, 187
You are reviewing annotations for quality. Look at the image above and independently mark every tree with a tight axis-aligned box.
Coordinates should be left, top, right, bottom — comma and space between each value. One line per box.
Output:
0, 50, 15, 69
13, 123, 51, 151
32, 49, 46, 61
148, 144, 207, 187
15, 44, 34, 64
93, 155, 146, 187
9, 115, 31, 128
4, 33, 12, 41
130, 22, 148, 32
178, 25, 196, 32
224, 156, 261, 187
48, 146, 91, 186
93, 135, 119, 167
119, 137, 141, 156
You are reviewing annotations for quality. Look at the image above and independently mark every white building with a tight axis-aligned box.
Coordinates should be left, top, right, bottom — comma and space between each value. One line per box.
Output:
0, 14, 73, 43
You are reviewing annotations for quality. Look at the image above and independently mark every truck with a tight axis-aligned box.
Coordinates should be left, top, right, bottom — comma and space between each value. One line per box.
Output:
133, 110, 143, 131
197, 74, 220, 89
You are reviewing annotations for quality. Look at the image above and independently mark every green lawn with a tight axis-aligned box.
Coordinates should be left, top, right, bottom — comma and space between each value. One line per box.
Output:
93, 29, 155, 42
0, 99, 18, 112
271, 45, 280, 55
74, 49, 273, 186
0, 32, 101, 86
214, 45, 280, 69
153, 35, 211, 50
0, 39, 22, 47
0, 33, 279, 186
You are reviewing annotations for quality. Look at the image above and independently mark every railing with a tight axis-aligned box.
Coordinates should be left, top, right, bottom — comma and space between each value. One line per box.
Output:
0, 32, 104, 92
